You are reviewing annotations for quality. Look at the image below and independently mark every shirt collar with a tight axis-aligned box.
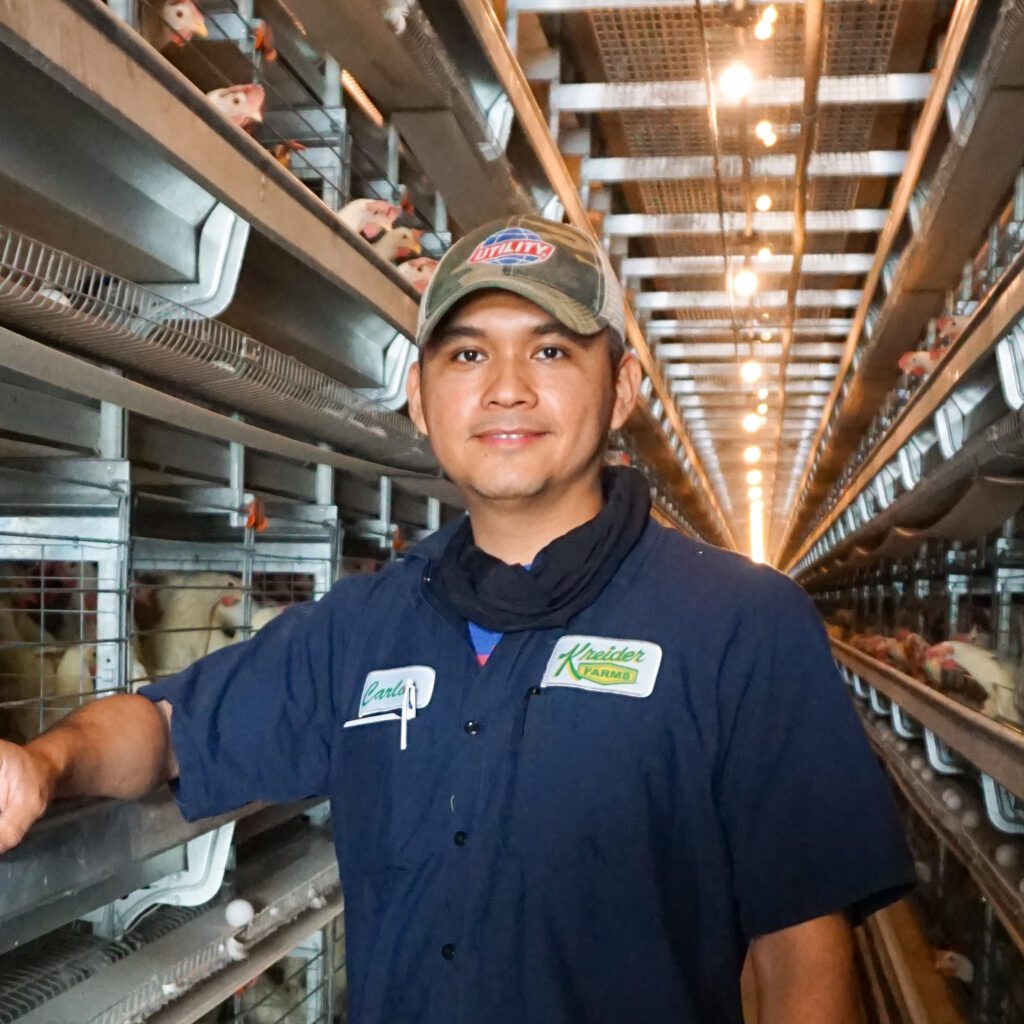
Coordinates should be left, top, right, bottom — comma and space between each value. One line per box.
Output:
405, 514, 466, 562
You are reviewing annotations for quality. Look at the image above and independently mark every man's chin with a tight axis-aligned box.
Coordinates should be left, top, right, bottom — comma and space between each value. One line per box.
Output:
461, 472, 552, 504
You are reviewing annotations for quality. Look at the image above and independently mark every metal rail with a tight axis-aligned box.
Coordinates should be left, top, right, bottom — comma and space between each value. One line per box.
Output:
787, 243, 1024, 572
0, 791, 312, 957
456, 0, 737, 548
858, 705, 1024, 961
832, 640, 1024, 801
0, 325, 459, 502
549, 74, 933, 111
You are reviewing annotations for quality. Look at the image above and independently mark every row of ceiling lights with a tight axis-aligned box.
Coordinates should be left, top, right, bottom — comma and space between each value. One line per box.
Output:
739, 4, 779, 562
693, 4, 779, 559
724, 10, 783, 499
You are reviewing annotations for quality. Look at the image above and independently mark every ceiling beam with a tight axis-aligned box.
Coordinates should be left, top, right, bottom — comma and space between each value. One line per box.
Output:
551, 75, 932, 113
663, 362, 840, 378
604, 210, 887, 235
672, 378, 834, 394
583, 151, 907, 183
657, 342, 844, 359
648, 318, 853, 336
634, 289, 862, 310
622, 253, 875, 277
511, 0, 860, 10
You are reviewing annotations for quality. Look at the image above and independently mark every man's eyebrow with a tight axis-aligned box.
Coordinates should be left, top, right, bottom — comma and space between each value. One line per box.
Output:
532, 321, 600, 346
433, 324, 486, 343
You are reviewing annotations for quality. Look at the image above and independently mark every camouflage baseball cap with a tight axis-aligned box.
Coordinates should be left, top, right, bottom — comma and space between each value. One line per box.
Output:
415, 215, 626, 348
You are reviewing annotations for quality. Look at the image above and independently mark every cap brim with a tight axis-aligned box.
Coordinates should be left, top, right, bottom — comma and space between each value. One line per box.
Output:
416, 278, 607, 349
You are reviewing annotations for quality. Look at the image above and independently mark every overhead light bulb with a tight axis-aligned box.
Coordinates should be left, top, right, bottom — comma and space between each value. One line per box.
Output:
754, 18, 773, 40
719, 61, 753, 103
748, 486, 764, 500
757, 401, 769, 415
755, 193, 773, 212
746, 469, 763, 485
762, 4, 779, 24
742, 412, 762, 433
755, 119, 773, 141
761, 128, 777, 147
756, 387, 769, 400
743, 445, 762, 464
760, 329, 773, 342
731, 268, 759, 298
757, 244, 773, 259
740, 359, 762, 383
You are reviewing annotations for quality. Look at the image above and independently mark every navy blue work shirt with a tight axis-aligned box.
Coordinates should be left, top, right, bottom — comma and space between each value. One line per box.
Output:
139, 519, 914, 1024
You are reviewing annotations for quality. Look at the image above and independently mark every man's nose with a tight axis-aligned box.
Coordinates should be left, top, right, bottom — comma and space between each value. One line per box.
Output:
483, 356, 536, 407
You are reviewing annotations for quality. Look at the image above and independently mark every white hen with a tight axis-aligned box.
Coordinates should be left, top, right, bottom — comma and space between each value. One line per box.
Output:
140, 572, 245, 679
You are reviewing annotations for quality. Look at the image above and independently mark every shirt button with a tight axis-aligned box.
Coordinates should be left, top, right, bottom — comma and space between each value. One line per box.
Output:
441, 943, 456, 960
454, 831, 467, 846
528, 686, 542, 696
463, 720, 480, 735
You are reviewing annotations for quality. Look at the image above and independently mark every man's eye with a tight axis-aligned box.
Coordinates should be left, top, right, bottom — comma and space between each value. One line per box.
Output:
453, 349, 484, 363
537, 345, 567, 360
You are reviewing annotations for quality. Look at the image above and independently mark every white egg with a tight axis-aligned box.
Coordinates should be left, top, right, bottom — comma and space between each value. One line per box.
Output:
225, 898, 255, 928
995, 844, 1020, 868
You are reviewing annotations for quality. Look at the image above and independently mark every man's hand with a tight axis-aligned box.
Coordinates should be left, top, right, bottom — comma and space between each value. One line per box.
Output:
0, 740, 59, 854
749, 912, 864, 1024
0, 696, 176, 856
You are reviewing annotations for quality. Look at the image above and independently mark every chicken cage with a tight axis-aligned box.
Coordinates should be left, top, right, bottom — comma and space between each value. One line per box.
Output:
894, 788, 1024, 1024
198, 916, 347, 1024
0, 843, 348, 1024
0, 458, 131, 745
130, 475, 339, 685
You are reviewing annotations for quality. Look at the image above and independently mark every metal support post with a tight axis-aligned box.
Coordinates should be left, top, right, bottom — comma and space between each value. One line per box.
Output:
107, 0, 139, 29
379, 475, 394, 557
426, 496, 441, 533
946, 573, 969, 637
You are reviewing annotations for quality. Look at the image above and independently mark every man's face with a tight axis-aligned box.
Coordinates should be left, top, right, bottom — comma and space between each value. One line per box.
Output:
407, 291, 640, 505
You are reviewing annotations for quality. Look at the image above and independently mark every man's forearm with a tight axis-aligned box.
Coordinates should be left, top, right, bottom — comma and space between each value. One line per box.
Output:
27, 694, 176, 801
751, 913, 863, 1024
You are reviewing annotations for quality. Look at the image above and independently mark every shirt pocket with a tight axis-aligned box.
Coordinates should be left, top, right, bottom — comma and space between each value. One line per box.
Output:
334, 715, 439, 872
507, 687, 664, 865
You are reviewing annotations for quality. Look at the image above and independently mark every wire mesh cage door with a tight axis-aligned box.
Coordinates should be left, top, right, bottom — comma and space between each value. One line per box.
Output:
0, 460, 130, 743
130, 537, 249, 687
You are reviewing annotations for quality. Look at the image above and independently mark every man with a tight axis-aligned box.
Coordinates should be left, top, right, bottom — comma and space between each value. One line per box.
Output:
0, 216, 913, 1023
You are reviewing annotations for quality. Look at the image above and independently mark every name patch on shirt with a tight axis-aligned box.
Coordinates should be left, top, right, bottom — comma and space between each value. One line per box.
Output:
541, 636, 661, 697
357, 665, 436, 718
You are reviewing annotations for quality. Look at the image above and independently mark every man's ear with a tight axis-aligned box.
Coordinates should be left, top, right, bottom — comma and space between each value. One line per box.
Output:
407, 359, 428, 435
610, 352, 642, 431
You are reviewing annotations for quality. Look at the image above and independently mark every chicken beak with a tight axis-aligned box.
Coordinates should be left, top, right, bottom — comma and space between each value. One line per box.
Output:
192, 17, 209, 38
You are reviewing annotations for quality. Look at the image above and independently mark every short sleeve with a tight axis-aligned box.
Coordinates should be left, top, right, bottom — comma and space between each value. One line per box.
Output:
137, 589, 339, 822
715, 571, 915, 939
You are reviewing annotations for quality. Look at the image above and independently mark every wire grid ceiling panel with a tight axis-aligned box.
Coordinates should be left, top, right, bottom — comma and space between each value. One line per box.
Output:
584, 0, 914, 535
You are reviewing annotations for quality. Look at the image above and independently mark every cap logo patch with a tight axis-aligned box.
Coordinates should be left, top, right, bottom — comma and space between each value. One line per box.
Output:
467, 227, 555, 267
